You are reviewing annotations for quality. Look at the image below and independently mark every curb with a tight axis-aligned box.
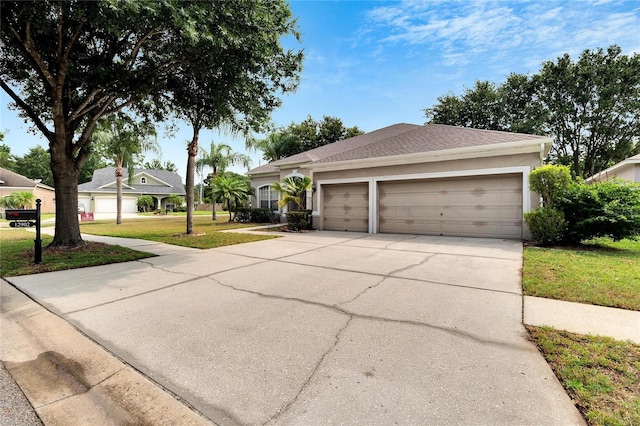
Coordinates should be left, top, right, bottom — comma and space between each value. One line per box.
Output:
0, 280, 213, 426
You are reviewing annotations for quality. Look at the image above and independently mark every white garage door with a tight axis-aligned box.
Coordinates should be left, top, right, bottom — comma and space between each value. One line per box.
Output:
95, 196, 138, 213
378, 174, 522, 239
322, 183, 369, 232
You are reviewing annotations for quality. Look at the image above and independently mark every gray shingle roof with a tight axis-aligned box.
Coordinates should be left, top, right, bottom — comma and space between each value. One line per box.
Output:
248, 124, 549, 175
78, 167, 185, 195
0, 167, 54, 190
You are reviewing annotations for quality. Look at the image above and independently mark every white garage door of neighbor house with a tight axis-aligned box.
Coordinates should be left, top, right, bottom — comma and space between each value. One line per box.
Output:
378, 174, 523, 239
95, 197, 138, 213
322, 183, 369, 232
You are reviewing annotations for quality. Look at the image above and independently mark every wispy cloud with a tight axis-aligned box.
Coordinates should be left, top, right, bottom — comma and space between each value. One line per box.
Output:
363, 0, 639, 70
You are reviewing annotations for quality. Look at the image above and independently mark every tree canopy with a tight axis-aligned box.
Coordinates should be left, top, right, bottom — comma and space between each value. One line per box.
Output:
425, 46, 640, 178
1, 0, 302, 245
248, 115, 364, 162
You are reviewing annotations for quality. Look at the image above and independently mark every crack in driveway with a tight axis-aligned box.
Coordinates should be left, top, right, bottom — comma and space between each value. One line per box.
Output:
264, 316, 354, 425
204, 277, 527, 350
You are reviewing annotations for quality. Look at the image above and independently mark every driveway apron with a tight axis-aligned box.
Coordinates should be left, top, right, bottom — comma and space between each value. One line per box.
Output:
5, 232, 584, 425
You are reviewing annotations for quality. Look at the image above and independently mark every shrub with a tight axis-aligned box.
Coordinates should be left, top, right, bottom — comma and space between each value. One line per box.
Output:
234, 207, 278, 223
524, 207, 566, 246
555, 179, 640, 244
286, 209, 312, 231
529, 165, 572, 208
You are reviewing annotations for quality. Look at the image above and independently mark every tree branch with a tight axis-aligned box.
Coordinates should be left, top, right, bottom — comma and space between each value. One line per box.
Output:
67, 87, 103, 123
0, 79, 53, 139
10, 20, 56, 91
123, 29, 164, 69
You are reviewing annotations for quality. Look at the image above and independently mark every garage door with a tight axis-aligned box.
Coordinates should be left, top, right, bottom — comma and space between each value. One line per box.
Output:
95, 197, 138, 213
378, 174, 522, 239
322, 183, 369, 232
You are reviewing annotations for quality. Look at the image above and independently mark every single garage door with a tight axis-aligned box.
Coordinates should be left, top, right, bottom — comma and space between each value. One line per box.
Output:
378, 174, 522, 239
95, 196, 138, 213
322, 183, 369, 232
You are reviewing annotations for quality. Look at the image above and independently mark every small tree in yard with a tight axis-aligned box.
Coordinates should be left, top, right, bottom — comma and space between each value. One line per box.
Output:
136, 195, 154, 213
212, 174, 251, 222
273, 176, 312, 210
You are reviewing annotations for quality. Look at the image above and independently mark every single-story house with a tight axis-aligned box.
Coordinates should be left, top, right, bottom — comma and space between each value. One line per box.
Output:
78, 167, 186, 213
586, 154, 640, 183
248, 123, 553, 240
0, 167, 56, 215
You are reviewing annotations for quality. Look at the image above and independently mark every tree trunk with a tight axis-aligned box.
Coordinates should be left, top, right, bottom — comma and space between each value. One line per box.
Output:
116, 160, 123, 225
49, 134, 83, 247
211, 168, 217, 221
185, 130, 199, 235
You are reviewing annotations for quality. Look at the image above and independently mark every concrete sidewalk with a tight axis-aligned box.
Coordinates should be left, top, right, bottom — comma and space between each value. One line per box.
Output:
2, 231, 590, 425
525, 296, 640, 344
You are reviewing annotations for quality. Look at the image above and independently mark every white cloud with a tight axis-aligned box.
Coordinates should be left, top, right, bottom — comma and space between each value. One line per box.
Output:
363, 0, 639, 72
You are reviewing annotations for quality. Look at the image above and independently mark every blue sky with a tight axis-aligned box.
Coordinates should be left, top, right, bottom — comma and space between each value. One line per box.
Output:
2, 0, 639, 180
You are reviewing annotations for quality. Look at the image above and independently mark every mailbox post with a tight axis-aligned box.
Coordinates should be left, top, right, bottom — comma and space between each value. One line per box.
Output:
35, 199, 42, 264
4, 200, 42, 264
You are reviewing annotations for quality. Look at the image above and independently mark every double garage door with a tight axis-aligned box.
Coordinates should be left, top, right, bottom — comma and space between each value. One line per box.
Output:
323, 174, 523, 239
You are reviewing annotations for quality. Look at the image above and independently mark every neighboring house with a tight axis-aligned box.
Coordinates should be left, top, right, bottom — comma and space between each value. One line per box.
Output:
585, 154, 640, 183
248, 123, 553, 240
0, 167, 56, 215
78, 167, 186, 213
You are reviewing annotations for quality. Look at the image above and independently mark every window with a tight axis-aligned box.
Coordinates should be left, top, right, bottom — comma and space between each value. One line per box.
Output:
259, 185, 279, 210
140, 177, 147, 184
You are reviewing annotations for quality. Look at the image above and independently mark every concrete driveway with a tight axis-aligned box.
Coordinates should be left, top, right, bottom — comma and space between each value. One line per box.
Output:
4, 232, 584, 425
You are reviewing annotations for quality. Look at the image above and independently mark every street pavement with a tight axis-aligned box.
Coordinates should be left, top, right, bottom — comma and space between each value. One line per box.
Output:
2, 231, 588, 425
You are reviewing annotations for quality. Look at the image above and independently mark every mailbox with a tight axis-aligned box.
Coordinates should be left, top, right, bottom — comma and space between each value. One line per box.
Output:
5, 209, 38, 221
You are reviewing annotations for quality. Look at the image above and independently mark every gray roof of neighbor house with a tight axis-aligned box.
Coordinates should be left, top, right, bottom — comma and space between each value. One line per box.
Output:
248, 123, 551, 175
0, 167, 55, 190
78, 167, 186, 195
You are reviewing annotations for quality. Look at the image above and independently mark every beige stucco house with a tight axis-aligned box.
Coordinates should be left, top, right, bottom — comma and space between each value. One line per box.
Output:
0, 167, 56, 215
248, 123, 553, 240
586, 154, 640, 183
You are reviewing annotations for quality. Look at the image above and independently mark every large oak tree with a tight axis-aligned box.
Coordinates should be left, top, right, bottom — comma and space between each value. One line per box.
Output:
1, 0, 302, 245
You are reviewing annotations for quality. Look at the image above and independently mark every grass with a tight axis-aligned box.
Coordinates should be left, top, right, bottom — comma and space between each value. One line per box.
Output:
528, 326, 640, 426
523, 238, 640, 311
0, 228, 155, 277
79, 216, 278, 249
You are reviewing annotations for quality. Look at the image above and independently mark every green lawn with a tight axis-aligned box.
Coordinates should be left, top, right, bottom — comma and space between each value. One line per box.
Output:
0, 228, 154, 277
79, 216, 278, 249
524, 237, 640, 425
528, 326, 640, 426
523, 238, 640, 311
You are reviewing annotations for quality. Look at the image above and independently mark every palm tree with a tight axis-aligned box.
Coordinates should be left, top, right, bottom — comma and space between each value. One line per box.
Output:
272, 176, 312, 210
211, 174, 252, 222
0, 191, 35, 209
196, 141, 251, 220
246, 131, 300, 162
92, 115, 158, 224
